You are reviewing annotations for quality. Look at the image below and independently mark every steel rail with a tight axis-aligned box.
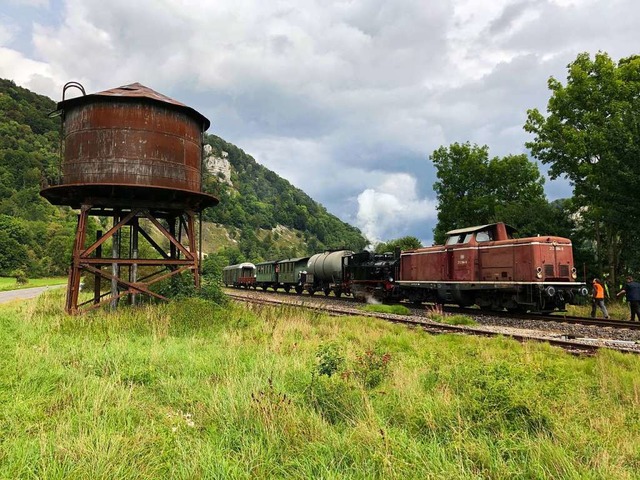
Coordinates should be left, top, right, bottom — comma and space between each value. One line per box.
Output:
224, 290, 639, 356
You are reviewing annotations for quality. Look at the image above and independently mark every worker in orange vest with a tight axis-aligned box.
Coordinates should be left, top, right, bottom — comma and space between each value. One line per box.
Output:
590, 278, 610, 319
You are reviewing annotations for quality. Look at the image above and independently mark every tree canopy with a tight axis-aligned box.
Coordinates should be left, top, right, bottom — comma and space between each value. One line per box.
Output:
374, 236, 422, 254
525, 52, 640, 284
430, 142, 550, 244
0, 79, 80, 276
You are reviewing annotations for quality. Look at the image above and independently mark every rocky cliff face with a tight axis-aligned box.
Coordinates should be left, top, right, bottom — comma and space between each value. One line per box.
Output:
204, 144, 233, 186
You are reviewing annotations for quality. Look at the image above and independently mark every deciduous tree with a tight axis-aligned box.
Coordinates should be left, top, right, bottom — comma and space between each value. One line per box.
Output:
431, 142, 549, 243
524, 52, 640, 285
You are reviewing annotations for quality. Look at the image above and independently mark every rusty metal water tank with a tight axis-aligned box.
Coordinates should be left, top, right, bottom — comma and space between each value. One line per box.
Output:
40, 82, 218, 211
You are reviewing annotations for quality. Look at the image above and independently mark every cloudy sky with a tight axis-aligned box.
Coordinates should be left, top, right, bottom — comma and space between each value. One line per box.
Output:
1, 0, 637, 245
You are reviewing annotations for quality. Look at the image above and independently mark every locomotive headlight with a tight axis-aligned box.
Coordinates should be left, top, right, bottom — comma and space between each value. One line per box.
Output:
571, 267, 577, 279
545, 286, 556, 297
536, 267, 543, 279
388, 277, 394, 282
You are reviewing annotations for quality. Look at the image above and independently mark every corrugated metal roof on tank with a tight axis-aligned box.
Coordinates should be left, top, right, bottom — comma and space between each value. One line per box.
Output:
58, 82, 211, 130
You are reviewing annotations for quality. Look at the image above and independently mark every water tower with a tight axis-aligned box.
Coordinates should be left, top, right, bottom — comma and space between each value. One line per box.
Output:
41, 82, 218, 314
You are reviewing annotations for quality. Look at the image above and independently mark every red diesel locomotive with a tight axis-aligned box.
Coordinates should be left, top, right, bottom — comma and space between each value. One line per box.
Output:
392, 222, 587, 312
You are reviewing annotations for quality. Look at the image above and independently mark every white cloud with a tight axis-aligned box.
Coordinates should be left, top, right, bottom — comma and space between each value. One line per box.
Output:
8, 0, 49, 5
0, 46, 59, 97
356, 173, 437, 244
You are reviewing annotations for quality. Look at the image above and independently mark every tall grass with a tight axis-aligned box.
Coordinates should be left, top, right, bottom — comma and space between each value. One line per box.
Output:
0, 290, 639, 478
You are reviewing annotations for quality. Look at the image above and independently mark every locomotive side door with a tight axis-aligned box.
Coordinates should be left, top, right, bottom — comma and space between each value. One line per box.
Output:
444, 247, 454, 280
450, 233, 476, 281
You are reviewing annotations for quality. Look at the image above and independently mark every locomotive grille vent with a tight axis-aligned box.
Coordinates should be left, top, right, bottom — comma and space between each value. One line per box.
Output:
559, 265, 570, 277
544, 264, 554, 277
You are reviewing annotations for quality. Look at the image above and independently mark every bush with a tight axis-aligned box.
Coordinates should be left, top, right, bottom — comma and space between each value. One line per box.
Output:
353, 347, 392, 388
198, 276, 228, 305
12, 268, 28, 285
315, 342, 345, 377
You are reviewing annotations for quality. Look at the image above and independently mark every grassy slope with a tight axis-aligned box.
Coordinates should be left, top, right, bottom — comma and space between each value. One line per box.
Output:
0, 277, 66, 292
1, 293, 639, 478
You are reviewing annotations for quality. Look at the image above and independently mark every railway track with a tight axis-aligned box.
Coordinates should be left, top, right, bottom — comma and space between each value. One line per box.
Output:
224, 288, 640, 356
227, 287, 640, 330
443, 306, 640, 330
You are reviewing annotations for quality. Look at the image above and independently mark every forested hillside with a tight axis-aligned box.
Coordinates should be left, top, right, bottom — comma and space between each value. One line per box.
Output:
0, 79, 78, 277
202, 135, 367, 262
0, 79, 366, 277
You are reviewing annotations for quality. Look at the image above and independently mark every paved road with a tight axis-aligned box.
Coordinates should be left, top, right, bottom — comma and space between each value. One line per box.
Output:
0, 285, 64, 304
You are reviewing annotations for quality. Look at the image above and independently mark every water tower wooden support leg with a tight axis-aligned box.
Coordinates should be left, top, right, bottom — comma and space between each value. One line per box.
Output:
185, 211, 200, 289
66, 204, 91, 314
65, 208, 202, 314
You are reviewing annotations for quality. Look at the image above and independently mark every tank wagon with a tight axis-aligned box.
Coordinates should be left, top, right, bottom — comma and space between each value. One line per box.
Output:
222, 263, 256, 288
396, 223, 587, 312
305, 250, 353, 297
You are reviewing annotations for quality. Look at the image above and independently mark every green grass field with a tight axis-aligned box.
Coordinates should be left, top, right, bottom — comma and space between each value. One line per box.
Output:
0, 291, 639, 479
0, 276, 66, 292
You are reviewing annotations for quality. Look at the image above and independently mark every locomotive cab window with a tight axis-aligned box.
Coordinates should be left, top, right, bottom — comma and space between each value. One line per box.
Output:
446, 234, 473, 245
476, 229, 494, 242
446, 233, 474, 245
445, 235, 461, 245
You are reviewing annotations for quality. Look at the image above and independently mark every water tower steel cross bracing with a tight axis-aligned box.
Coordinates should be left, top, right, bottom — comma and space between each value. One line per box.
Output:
40, 82, 218, 314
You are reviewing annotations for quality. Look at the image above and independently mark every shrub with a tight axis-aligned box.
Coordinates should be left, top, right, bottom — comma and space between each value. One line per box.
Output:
12, 268, 28, 285
353, 347, 392, 388
198, 276, 228, 305
315, 342, 345, 377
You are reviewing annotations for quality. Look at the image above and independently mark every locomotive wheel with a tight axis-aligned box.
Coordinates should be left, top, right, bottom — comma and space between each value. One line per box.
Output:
284, 286, 291, 293
295, 286, 303, 295
335, 290, 342, 298
324, 288, 331, 296
262, 285, 267, 291
308, 289, 315, 295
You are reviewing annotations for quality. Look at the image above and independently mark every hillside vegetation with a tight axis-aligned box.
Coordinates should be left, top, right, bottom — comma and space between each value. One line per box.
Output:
0, 79, 80, 277
202, 135, 367, 262
1, 292, 639, 478
0, 78, 366, 278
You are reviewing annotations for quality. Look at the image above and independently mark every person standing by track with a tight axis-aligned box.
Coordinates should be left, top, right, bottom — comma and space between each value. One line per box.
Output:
616, 276, 640, 322
591, 278, 610, 319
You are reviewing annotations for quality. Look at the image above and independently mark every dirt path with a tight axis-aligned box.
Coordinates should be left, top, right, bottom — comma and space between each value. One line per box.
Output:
0, 285, 64, 304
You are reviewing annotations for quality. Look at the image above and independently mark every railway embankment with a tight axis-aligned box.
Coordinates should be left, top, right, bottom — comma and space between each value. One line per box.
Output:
1, 288, 639, 478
